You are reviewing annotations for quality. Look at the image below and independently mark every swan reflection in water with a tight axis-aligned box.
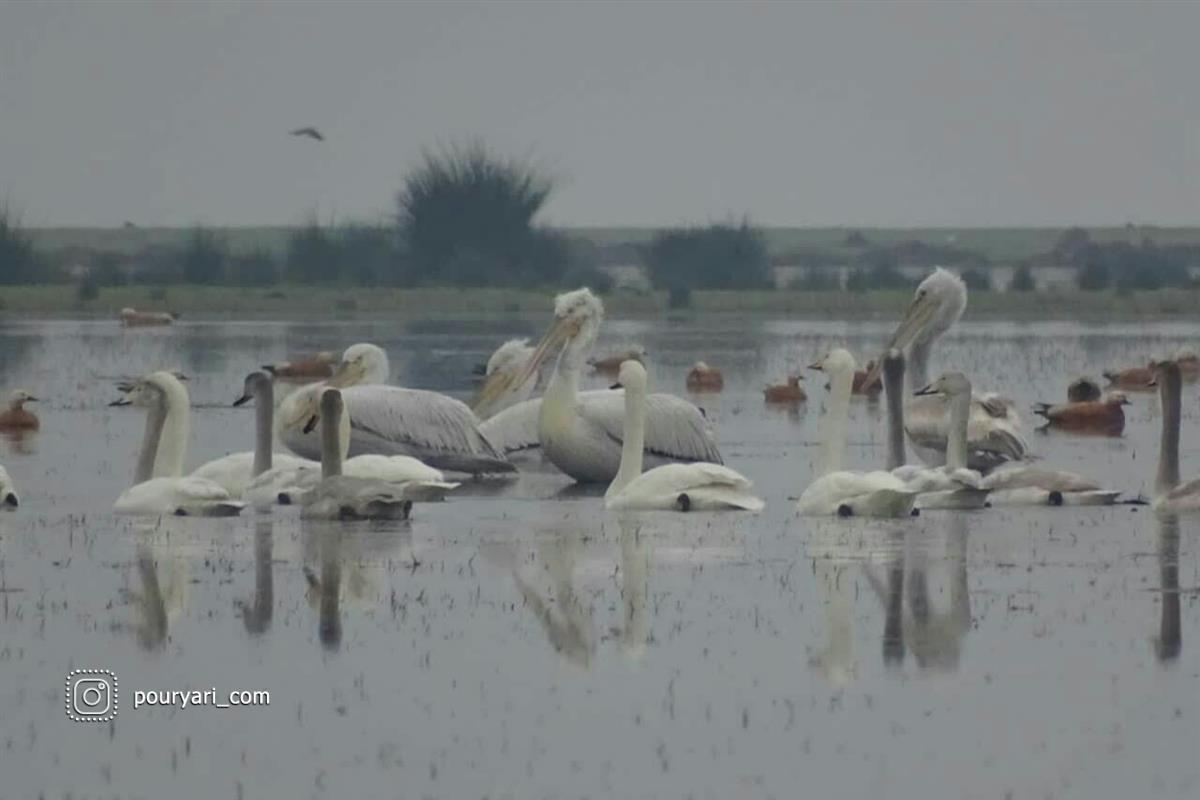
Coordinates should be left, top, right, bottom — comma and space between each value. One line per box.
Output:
122, 527, 190, 652
237, 519, 274, 636
1154, 513, 1182, 663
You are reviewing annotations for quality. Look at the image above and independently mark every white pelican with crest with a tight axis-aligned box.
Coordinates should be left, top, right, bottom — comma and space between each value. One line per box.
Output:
277, 343, 513, 475
474, 288, 722, 483
605, 360, 763, 511
868, 268, 1026, 472
472, 338, 541, 419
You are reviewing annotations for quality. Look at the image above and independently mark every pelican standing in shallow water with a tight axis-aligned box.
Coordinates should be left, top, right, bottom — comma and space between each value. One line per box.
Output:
277, 343, 513, 475
882, 353, 989, 510
0, 390, 39, 431
110, 372, 244, 516
472, 338, 542, 419
796, 349, 916, 518
0, 465, 18, 508
869, 268, 1026, 471
473, 289, 722, 483
1151, 360, 1200, 511
605, 361, 763, 511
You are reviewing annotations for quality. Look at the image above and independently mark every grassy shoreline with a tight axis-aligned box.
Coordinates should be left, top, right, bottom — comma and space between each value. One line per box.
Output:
1, 284, 1198, 320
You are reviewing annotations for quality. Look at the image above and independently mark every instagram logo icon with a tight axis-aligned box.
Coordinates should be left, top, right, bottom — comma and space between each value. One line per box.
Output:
65, 669, 118, 722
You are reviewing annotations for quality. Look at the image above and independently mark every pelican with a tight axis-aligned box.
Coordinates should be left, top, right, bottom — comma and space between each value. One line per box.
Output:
685, 362, 724, 392
797, 349, 916, 518
1067, 377, 1102, 403
295, 389, 441, 520
189, 373, 316, 499
119, 307, 175, 327
1152, 360, 1200, 511
869, 268, 1026, 471
1033, 393, 1129, 435
277, 343, 514, 475
605, 360, 763, 512
763, 375, 806, 404
0, 390, 39, 431
588, 346, 646, 375
0, 465, 17, 508
472, 338, 541, 419
473, 289, 722, 483
110, 372, 244, 516
263, 352, 335, 385
883, 353, 989, 510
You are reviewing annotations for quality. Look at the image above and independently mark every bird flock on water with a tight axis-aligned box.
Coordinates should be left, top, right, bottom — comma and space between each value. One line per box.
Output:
2, 268, 1199, 519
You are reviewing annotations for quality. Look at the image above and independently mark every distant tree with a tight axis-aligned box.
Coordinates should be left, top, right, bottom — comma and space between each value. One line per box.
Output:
286, 220, 339, 283
1077, 260, 1111, 291
960, 268, 991, 292
337, 224, 397, 286
90, 252, 127, 286
844, 230, 869, 248
790, 266, 840, 291
230, 249, 279, 286
397, 143, 563, 287
1010, 264, 1036, 292
1052, 227, 1092, 264
845, 269, 869, 294
646, 222, 771, 294
180, 228, 228, 284
0, 209, 40, 284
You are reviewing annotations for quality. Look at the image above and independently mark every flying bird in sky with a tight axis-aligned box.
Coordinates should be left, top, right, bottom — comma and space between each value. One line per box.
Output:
290, 127, 324, 141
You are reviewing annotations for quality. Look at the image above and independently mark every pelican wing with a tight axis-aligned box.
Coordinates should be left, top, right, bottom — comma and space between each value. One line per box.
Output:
479, 398, 541, 453
578, 391, 723, 464
906, 393, 1027, 470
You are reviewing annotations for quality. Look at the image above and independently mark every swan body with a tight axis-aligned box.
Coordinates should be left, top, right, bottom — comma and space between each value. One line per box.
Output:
797, 349, 916, 518
604, 361, 763, 512
473, 289, 721, 482
191, 451, 315, 497
873, 268, 1027, 471
277, 344, 512, 475
296, 389, 455, 519
0, 465, 18, 508
111, 372, 245, 517
980, 466, 1119, 506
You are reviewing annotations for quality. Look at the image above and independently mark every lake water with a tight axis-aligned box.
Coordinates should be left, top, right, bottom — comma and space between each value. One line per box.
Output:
0, 312, 1196, 799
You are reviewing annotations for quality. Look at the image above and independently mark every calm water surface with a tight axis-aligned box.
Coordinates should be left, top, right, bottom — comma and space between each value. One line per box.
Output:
0, 313, 1197, 799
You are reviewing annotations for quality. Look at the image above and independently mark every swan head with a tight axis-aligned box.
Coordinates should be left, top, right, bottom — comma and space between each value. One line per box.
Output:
611, 359, 649, 394
329, 343, 389, 388
109, 371, 186, 410
473, 288, 604, 413
915, 371, 972, 398
233, 372, 272, 406
7, 389, 37, 408
809, 348, 857, 377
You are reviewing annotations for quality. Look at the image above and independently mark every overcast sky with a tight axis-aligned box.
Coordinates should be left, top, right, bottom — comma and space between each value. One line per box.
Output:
1, 1, 1197, 228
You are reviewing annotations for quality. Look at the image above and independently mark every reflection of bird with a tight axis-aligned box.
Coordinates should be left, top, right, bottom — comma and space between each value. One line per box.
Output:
290, 127, 324, 141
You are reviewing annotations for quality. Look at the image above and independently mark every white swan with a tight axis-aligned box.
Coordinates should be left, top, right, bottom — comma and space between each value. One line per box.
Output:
277, 343, 513, 475
473, 288, 721, 482
295, 389, 452, 520
1152, 360, 1200, 511
797, 349, 917, 518
871, 268, 1027, 471
0, 465, 18, 509
188, 372, 317, 501
882, 354, 989, 510
288, 386, 460, 504
604, 360, 763, 512
472, 338, 541, 419
111, 372, 245, 517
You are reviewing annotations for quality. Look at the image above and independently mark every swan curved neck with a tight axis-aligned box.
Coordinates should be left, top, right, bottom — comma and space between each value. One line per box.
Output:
253, 381, 274, 476
135, 396, 167, 483
608, 384, 647, 498
883, 354, 906, 470
321, 403, 345, 479
945, 391, 971, 471
1157, 369, 1182, 493
154, 379, 190, 478
820, 369, 853, 475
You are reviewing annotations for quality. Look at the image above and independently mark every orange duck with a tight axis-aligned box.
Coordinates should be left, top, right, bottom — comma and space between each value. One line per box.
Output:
763, 376, 806, 404
852, 360, 883, 396
588, 346, 646, 375
264, 352, 336, 384
0, 390, 39, 431
1033, 392, 1130, 435
119, 307, 176, 327
1103, 364, 1156, 392
1066, 376, 1102, 403
686, 361, 724, 392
